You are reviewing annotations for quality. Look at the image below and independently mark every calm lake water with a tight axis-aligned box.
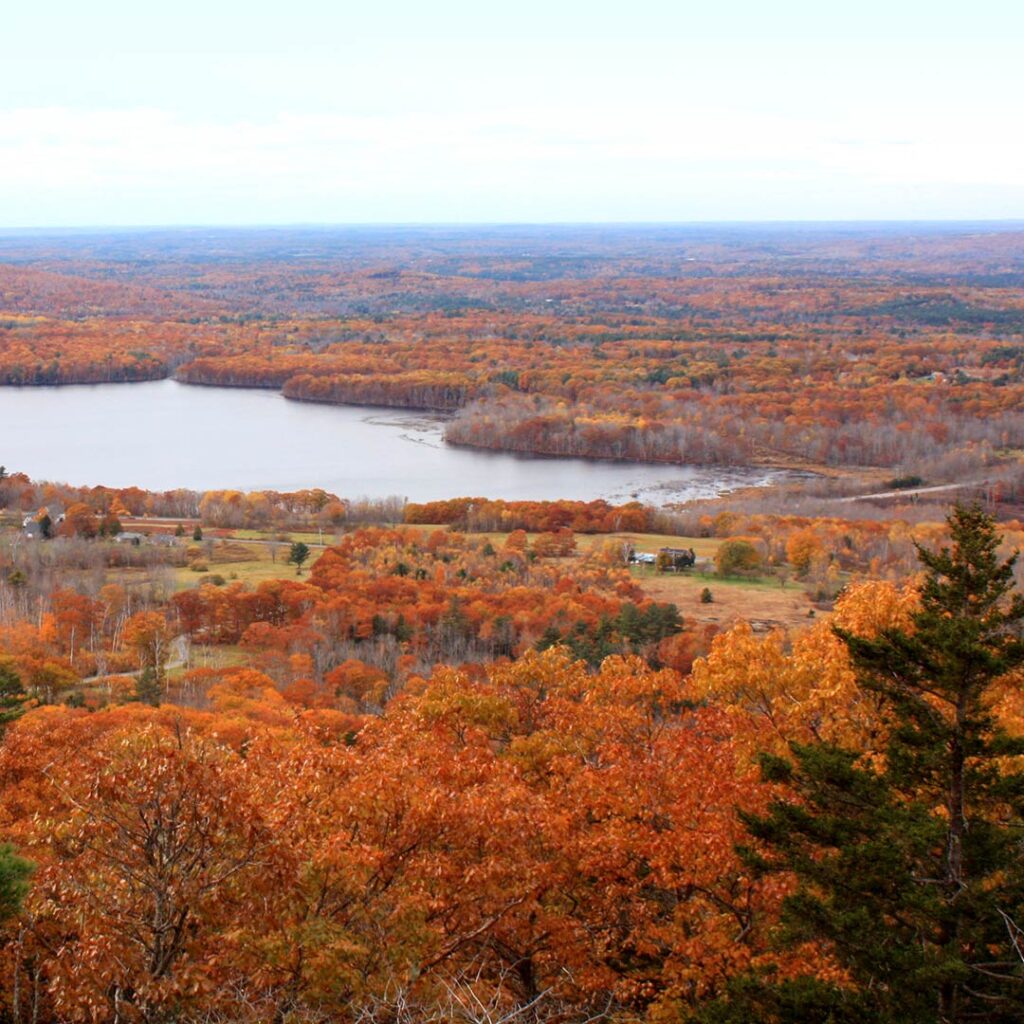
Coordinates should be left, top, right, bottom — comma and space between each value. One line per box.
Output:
1, 380, 781, 503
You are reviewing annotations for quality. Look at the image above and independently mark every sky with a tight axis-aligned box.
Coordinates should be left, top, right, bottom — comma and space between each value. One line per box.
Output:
2, 1, 1022, 226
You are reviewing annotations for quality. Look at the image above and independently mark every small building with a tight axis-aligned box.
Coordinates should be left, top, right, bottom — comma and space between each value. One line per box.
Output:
658, 547, 697, 571
23, 519, 44, 540
22, 509, 64, 540
114, 532, 146, 546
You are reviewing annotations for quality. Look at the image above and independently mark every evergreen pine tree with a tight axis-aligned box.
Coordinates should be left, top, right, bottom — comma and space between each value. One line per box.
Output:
288, 541, 310, 575
0, 660, 27, 733
135, 666, 162, 707
701, 504, 1024, 1024
535, 624, 563, 651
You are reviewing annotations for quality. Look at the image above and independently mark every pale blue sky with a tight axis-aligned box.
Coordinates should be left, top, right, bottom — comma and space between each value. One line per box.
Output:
2, 1, 1022, 225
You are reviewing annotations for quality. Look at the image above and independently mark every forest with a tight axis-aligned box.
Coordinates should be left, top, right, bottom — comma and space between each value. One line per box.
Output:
2, 226, 1024, 1022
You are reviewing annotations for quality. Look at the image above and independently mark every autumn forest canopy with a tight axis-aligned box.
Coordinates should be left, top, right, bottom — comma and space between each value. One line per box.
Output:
3, 225, 1024, 1022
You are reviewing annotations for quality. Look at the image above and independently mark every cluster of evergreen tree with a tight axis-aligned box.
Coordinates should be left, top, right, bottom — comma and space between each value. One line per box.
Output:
536, 601, 683, 666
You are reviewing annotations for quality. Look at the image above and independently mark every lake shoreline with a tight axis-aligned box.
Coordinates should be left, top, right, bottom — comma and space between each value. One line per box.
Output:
2, 378, 795, 504
4, 376, 830, 482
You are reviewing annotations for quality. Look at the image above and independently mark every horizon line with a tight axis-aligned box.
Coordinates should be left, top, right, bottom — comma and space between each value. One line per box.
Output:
2, 218, 1024, 235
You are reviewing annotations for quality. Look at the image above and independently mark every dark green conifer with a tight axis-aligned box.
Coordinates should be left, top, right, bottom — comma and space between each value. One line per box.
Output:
135, 666, 162, 707
0, 660, 27, 733
701, 504, 1024, 1024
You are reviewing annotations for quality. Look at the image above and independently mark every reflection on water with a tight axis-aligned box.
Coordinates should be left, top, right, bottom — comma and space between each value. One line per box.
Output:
1, 380, 782, 503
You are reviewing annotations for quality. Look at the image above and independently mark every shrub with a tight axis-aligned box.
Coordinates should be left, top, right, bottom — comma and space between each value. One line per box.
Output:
886, 474, 924, 489
715, 538, 764, 577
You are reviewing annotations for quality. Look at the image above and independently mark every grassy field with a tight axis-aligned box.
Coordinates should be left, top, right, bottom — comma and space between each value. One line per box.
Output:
171, 539, 311, 589
172, 559, 308, 589
635, 568, 819, 631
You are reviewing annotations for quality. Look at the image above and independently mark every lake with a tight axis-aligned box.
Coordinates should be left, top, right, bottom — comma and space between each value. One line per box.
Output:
1, 380, 782, 503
